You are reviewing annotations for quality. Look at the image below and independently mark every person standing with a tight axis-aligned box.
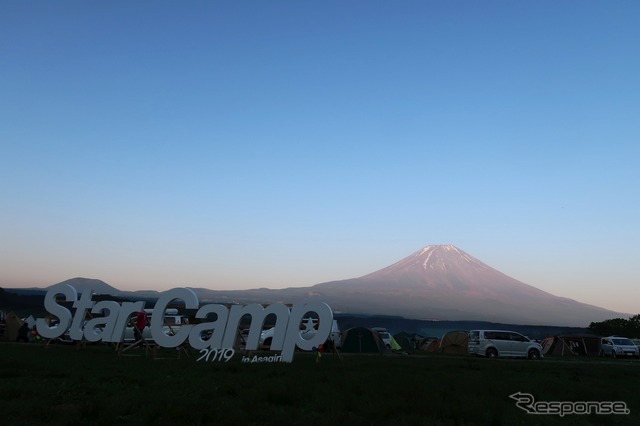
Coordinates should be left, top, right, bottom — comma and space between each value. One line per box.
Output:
133, 311, 149, 347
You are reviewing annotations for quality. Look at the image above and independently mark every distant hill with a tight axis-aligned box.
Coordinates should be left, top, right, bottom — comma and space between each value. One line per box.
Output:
47, 277, 120, 295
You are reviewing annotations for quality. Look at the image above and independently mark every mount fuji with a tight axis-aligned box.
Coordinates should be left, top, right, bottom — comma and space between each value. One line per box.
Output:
299, 244, 625, 326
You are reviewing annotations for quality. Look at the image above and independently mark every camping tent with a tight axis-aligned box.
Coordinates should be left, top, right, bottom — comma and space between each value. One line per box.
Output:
438, 330, 469, 355
541, 335, 601, 357
341, 327, 386, 353
388, 335, 402, 351
419, 338, 440, 353
394, 332, 424, 351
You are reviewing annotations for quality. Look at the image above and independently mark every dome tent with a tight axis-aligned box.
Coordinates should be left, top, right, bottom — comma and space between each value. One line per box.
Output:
340, 327, 386, 353
438, 330, 469, 355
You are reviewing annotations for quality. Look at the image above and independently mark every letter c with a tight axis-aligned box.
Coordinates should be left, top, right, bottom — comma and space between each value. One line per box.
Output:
151, 288, 198, 347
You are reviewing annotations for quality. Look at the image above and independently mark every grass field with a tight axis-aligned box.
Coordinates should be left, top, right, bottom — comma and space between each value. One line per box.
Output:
1, 342, 639, 425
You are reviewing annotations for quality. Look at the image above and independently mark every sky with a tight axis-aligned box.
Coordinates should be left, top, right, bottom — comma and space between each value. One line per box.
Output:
1, 1, 638, 315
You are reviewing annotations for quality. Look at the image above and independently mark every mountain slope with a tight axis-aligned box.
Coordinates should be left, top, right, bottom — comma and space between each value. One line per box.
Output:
305, 245, 625, 326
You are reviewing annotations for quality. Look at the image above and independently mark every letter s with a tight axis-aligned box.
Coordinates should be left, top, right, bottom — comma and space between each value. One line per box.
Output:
36, 284, 77, 339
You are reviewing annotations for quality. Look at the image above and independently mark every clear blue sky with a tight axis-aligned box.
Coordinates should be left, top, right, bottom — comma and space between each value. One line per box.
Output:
1, 1, 638, 314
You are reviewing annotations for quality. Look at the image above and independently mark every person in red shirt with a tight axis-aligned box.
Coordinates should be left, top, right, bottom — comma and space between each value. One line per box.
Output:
134, 311, 149, 346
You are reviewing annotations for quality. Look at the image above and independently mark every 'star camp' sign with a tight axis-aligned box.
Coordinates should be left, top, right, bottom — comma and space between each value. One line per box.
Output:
36, 284, 333, 362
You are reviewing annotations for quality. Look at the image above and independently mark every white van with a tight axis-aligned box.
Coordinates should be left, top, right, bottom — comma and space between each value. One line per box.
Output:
600, 336, 639, 358
468, 330, 543, 360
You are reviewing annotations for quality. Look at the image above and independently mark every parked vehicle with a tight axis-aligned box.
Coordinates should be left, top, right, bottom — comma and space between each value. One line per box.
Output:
259, 318, 342, 349
599, 336, 639, 358
468, 330, 543, 359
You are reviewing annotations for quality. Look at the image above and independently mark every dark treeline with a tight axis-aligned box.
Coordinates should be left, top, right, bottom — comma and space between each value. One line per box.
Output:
589, 314, 640, 337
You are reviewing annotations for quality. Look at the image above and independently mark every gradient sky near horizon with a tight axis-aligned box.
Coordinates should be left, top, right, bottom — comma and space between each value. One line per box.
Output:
1, 1, 638, 315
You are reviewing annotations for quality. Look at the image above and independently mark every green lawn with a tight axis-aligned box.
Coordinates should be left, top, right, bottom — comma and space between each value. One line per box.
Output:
1, 342, 639, 425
